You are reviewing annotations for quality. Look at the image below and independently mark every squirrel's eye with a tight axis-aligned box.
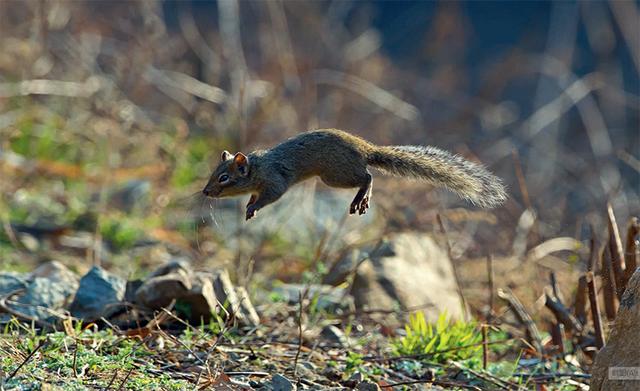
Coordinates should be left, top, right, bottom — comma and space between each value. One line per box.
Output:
218, 174, 230, 183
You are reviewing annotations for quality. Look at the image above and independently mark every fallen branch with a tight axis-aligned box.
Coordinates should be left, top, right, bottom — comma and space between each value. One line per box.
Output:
545, 290, 583, 334
497, 288, 544, 354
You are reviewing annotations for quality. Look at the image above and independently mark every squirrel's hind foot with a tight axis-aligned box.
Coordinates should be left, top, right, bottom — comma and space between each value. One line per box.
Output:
350, 191, 371, 216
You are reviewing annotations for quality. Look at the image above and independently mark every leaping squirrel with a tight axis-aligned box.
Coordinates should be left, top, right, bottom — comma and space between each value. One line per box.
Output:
202, 129, 507, 220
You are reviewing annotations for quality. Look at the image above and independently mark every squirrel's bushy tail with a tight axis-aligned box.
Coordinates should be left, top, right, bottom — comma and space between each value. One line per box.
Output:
367, 145, 507, 208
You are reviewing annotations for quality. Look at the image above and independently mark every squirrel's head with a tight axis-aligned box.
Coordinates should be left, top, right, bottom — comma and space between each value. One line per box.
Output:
202, 151, 254, 198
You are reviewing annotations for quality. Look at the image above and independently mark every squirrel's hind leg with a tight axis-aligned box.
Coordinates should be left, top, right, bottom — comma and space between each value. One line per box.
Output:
318, 166, 372, 215
349, 173, 372, 215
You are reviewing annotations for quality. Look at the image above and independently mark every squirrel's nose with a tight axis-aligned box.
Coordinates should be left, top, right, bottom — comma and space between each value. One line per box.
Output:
202, 188, 211, 196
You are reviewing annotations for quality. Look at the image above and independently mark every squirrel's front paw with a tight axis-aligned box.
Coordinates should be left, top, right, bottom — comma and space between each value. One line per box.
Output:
246, 206, 257, 221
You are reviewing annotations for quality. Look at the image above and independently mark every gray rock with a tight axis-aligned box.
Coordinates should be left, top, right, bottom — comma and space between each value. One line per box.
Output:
148, 258, 193, 279
321, 325, 347, 346
107, 180, 151, 213
70, 266, 126, 321
323, 249, 362, 286
181, 273, 218, 323
294, 361, 316, 379
1, 263, 78, 323
271, 374, 296, 391
591, 267, 640, 391
356, 381, 381, 391
0, 272, 29, 295
124, 279, 143, 303
135, 270, 192, 309
133, 268, 259, 326
12, 277, 75, 321
350, 233, 464, 323
344, 371, 364, 387
271, 284, 354, 313
321, 366, 342, 382
31, 261, 79, 289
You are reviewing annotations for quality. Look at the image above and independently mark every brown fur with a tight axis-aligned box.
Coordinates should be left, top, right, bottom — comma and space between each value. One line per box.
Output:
203, 129, 507, 220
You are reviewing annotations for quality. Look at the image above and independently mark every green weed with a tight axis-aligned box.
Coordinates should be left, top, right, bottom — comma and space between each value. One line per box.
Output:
392, 312, 483, 364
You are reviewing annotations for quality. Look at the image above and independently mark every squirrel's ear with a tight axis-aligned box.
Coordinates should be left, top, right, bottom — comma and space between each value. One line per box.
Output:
233, 152, 249, 176
221, 150, 232, 161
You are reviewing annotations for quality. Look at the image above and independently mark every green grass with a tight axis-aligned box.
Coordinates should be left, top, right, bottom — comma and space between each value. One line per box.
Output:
0, 325, 191, 390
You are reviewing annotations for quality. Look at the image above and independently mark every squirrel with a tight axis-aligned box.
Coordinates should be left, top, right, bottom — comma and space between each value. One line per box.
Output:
202, 129, 507, 220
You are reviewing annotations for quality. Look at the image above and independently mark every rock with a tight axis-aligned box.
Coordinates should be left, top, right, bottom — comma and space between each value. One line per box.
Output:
69, 266, 126, 321
148, 258, 192, 279
135, 270, 192, 309
271, 374, 295, 391
294, 362, 314, 378
0, 272, 29, 295
321, 325, 347, 346
591, 267, 640, 391
181, 273, 217, 323
133, 267, 259, 326
124, 279, 143, 303
135, 269, 221, 324
13, 277, 76, 321
107, 180, 151, 213
356, 381, 381, 391
321, 366, 342, 382
31, 261, 79, 291
350, 233, 464, 323
0, 263, 77, 323
323, 249, 362, 286
271, 284, 354, 313
344, 371, 364, 387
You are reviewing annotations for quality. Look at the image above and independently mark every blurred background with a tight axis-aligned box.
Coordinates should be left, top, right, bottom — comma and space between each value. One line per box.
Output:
0, 0, 638, 293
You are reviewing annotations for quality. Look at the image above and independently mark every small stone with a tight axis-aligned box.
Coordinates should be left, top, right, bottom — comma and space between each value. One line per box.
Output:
321, 366, 342, 382
271, 374, 296, 391
0, 272, 29, 295
148, 258, 192, 278
124, 279, 143, 303
271, 284, 354, 313
69, 266, 126, 321
135, 270, 192, 309
344, 371, 364, 387
294, 362, 314, 378
182, 274, 218, 323
356, 381, 381, 391
31, 261, 79, 290
323, 249, 361, 286
15, 277, 75, 321
321, 325, 347, 346
107, 180, 151, 213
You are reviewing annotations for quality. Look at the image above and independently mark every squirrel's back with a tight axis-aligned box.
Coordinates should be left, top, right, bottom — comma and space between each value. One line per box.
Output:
260, 129, 505, 207
257, 129, 374, 181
